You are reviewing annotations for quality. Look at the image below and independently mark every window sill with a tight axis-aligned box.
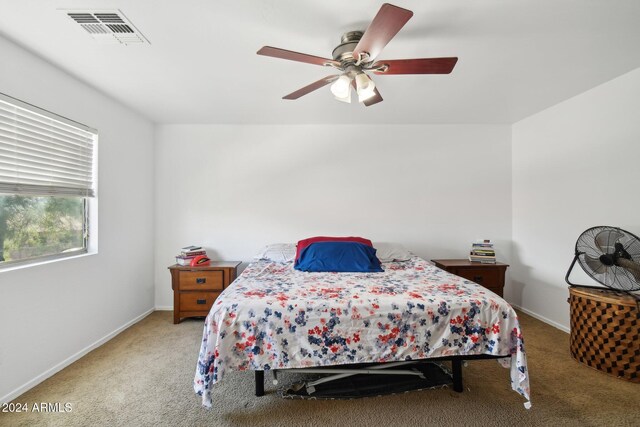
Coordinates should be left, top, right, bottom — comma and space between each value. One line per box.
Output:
0, 251, 97, 274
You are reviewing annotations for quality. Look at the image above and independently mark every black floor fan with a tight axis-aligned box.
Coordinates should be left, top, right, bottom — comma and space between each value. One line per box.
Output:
565, 226, 640, 382
565, 226, 640, 306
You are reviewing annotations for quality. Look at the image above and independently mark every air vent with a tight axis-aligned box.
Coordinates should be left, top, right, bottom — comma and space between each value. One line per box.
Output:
63, 9, 149, 45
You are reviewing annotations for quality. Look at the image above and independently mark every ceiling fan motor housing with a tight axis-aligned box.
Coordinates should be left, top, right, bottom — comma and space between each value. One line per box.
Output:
332, 31, 364, 64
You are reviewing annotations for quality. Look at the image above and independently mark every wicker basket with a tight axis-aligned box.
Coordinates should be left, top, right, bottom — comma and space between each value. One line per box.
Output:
569, 286, 639, 382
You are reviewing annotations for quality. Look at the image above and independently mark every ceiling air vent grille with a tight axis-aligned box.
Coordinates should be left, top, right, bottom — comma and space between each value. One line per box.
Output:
94, 13, 125, 23
63, 9, 149, 45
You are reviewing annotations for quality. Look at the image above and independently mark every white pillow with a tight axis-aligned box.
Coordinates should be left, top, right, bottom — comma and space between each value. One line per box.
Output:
253, 243, 296, 263
373, 242, 412, 262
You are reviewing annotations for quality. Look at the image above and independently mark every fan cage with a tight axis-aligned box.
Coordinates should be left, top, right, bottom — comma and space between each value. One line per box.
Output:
574, 226, 640, 292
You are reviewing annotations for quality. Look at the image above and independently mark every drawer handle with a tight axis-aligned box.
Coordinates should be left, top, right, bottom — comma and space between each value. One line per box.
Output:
196, 299, 207, 305
196, 278, 206, 284
474, 276, 483, 282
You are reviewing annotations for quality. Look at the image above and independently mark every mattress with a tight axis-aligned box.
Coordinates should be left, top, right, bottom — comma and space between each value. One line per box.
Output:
194, 257, 530, 407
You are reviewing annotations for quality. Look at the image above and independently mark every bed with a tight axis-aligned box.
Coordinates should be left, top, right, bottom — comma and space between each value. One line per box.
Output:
194, 254, 530, 408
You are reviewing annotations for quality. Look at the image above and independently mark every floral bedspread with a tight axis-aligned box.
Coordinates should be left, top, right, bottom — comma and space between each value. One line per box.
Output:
194, 257, 530, 407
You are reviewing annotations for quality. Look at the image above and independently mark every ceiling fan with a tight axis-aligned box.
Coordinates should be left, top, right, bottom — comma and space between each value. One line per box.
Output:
257, 3, 458, 106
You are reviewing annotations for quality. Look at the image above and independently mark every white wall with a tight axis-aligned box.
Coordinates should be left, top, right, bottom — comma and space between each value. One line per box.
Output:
154, 124, 512, 308
511, 67, 640, 331
0, 36, 155, 401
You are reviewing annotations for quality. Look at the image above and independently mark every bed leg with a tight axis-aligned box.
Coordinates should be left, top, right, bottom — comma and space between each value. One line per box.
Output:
255, 371, 264, 397
452, 359, 463, 392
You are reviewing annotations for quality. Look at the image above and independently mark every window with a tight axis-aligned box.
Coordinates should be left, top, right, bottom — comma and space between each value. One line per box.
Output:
0, 93, 97, 267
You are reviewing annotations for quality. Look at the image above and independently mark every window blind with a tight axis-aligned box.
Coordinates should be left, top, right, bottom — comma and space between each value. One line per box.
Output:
0, 93, 97, 197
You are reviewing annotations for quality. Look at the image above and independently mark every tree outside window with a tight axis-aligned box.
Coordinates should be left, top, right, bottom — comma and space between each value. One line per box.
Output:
0, 195, 86, 263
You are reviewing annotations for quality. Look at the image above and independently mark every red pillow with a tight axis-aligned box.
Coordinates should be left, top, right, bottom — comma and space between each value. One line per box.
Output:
295, 236, 373, 263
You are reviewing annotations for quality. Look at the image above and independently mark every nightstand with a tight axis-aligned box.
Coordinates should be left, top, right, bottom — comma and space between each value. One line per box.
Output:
431, 259, 509, 297
168, 261, 241, 324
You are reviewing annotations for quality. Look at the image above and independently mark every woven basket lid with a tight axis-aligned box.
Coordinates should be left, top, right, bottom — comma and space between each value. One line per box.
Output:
569, 286, 638, 307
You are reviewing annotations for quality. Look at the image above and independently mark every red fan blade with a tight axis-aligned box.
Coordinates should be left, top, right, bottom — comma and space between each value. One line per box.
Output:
353, 4, 413, 62
257, 46, 340, 67
372, 57, 458, 75
283, 75, 339, 100
363, 87, 383, 107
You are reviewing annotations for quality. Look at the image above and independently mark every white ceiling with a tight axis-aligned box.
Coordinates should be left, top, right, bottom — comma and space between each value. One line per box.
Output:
1, 0, 639, 124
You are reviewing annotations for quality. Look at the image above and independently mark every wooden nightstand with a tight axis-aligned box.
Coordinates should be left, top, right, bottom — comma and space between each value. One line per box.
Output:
168, 261, 241, 324
431, 259, 509, 297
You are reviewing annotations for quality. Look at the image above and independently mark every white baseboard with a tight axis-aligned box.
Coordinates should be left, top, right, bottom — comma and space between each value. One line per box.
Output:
0, 308, 155, 404
511, 303, 570, 333
154, 305, 173, 311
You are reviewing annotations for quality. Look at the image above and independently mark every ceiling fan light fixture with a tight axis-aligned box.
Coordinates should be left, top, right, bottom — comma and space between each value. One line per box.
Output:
334, 91, 352, 103
355, 72, 376, 102
330, 74, 352, 99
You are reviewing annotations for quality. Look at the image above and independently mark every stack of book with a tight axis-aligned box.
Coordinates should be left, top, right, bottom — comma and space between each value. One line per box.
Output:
469, 240, 496, 264
176, 245, 207, 266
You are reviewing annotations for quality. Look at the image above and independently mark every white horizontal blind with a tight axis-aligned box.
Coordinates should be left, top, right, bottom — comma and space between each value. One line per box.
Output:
0, 94, 97, 197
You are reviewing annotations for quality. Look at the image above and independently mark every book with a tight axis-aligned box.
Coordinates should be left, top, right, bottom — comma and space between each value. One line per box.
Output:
181, 250, 206, 257
472, 241, 494, 248
180, 245, 206, 256
469, 256, 496, 264
176, 255, 198, 266
469, 239, 496, 263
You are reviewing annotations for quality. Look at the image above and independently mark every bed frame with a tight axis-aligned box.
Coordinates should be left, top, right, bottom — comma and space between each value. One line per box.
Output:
253, 354, 508, 397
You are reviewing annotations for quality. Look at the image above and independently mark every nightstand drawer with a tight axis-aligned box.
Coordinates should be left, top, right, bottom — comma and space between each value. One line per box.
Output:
169, 261, 240, 324
179, 291, 220, 311
454, 268, 499, 287
179, 270, 223, 291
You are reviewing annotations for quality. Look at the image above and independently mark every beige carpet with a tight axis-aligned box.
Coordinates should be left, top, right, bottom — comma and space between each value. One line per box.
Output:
1, 310, 638, 427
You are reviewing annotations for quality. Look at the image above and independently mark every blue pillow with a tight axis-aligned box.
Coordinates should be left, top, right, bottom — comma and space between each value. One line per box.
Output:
294, 241, 384, 273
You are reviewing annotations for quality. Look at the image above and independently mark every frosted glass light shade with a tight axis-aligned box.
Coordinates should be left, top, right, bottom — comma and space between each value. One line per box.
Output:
330, 75, 352, 100
355, 73, 376, 102
334, 90, 351, 103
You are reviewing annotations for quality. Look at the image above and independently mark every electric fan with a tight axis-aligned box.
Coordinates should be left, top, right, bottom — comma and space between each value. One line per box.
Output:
565, 226, 640, 294
566, 227, 640, 382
